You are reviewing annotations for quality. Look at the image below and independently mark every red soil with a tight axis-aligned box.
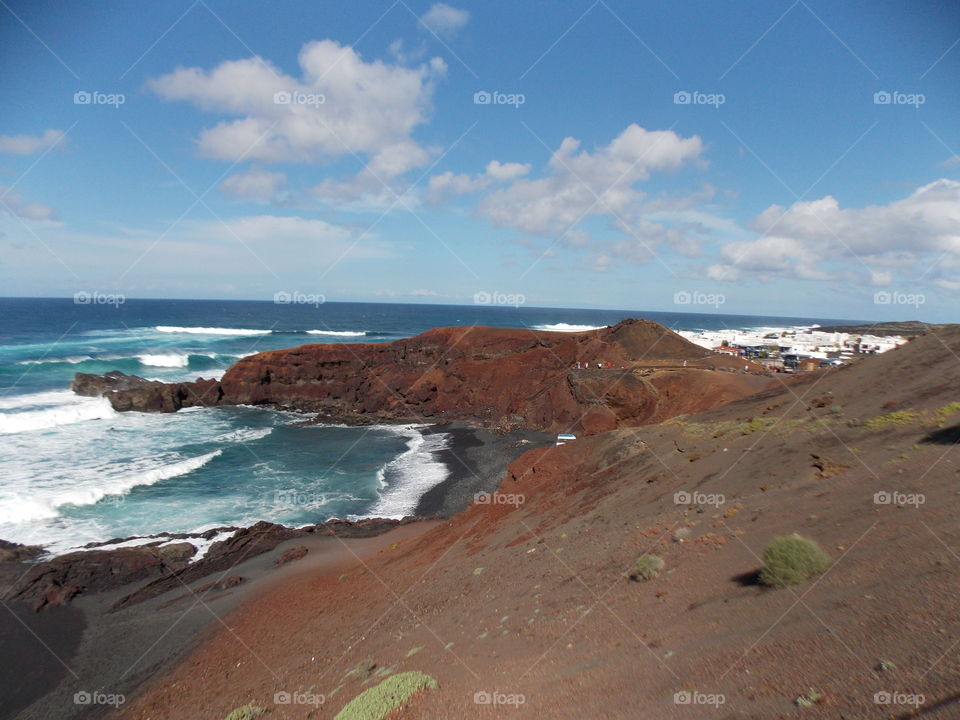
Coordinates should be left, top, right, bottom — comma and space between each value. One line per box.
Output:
120, 327, 960, 720
219, 319, 772, 434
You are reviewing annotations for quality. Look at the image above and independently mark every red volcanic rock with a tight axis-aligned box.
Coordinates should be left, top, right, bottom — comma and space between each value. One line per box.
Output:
73, 320, 772, 432
274, 545, 309, 567
218, 319, 770, 433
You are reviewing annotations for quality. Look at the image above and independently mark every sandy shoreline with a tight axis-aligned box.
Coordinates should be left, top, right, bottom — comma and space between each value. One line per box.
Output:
415, 423, 552, 517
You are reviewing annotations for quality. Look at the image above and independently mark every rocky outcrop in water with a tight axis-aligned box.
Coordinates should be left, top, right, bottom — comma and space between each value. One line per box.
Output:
72, 370, 222, 412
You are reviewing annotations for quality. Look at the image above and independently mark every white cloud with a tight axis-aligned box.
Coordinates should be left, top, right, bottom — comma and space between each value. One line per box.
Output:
149, 40, 446, 180
470, 124, 703, 264
419, 3, 470, 39
708, 179, 960, 284
427, 160, 531, 202
0, 129, 65, 156
0, 186, 55, 221
219, 168, 288, 204
942, 155, 960, 168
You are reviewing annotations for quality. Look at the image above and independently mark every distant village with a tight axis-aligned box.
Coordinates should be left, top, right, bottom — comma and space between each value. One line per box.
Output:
680, 327, 908, 373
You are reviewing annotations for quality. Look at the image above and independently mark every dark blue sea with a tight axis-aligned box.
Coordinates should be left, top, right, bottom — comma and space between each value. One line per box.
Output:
0, 298, 862, 554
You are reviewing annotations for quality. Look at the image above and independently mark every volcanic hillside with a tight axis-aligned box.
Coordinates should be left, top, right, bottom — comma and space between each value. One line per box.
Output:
216, 319, 771, 434
120, 326, 960, 720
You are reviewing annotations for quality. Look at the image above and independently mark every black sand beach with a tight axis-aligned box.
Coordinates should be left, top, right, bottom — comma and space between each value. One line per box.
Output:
415, 423, 552, 517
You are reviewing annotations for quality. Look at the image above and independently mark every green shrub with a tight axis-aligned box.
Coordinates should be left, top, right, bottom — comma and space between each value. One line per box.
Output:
334, 671, 438, 720
759, 535, 830, 587
223, 704, 264, 720
629, 554, 664, 582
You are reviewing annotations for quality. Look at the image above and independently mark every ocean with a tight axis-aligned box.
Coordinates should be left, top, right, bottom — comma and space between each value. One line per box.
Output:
0, 298, 862, 555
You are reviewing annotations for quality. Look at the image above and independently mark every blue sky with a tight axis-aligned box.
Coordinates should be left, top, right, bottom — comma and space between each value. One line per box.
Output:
1, 0, 958, 321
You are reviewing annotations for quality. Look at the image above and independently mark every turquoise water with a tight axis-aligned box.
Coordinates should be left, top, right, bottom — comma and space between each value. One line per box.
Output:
0, 298, 861, 554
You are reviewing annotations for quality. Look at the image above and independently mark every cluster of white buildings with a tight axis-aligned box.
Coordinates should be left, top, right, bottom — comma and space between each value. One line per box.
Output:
678, 326, 908, 371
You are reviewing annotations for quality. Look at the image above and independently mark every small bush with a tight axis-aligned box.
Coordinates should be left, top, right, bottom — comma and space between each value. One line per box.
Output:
334, 671, 438, 720
759, 535, 830, 587
629, 554, 664, 582
223, 704, 264, 720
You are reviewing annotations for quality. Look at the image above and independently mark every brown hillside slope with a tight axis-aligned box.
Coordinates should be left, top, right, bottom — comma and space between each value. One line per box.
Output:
122, 327, 960, 720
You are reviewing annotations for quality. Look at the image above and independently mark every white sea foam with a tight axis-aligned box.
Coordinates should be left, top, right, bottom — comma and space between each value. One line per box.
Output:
0, 394, 116, 434
368, 426, 449, 518
16, 355, 97, 366
305, 330, 367, 337
154, 325, 272, 336
137, 353, 189, 367
0, 449, 223, 524
533, 323, 604, 332
213, 426, 273, 443
62, 527, 238, 562
0, 390, 84, 410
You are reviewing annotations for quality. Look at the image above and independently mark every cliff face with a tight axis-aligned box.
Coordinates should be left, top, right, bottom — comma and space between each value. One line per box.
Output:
215, 319, 771, 434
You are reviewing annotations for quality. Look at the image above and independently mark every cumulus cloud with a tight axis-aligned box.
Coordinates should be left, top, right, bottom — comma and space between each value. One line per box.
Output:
419, 3, 470, 39
0, 186, 56, 221
0, 129, 65, 156
454, 124, 705, 267
427, 160, 531, 202
219, 168, 288, 204
707, 179, 960, 284
149, 40, 446, 186
477, 125, 702, 239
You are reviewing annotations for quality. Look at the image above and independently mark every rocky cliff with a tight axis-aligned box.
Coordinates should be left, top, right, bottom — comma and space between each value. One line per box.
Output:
78, 320, 772, 434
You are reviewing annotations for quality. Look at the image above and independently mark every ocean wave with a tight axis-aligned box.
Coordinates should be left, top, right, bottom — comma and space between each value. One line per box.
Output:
136, 352, 218, 368
0, 394, 116, 434
533, 323, 604, 332
0, 389, 84, 411
0, 449, 224, 522
212, 426, 273, 443
305, 330, 368, 337
368, 426, 449, 518
14, 352, 226, 370
16, 355, 97, 366
154, 326, 272, 336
